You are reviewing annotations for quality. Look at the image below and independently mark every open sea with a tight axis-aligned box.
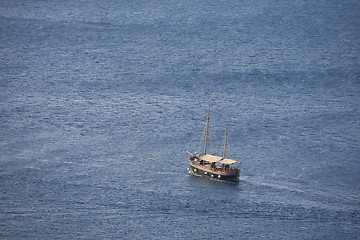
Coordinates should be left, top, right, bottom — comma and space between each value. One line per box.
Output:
1, 0, 360, 239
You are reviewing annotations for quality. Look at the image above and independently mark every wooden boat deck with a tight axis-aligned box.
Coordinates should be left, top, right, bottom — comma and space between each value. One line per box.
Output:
189, 159, 238, 176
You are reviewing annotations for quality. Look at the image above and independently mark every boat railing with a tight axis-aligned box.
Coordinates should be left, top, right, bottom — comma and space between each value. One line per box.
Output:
190, 159, 238, 172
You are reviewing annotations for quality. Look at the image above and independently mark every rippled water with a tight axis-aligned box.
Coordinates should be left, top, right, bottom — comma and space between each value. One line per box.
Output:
1, 0, 360, 239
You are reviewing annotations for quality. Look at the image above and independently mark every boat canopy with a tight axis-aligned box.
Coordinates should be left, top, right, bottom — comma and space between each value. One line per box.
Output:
219, 158, 240, 165
200, 154, 223, 163
200, 154, 240, 165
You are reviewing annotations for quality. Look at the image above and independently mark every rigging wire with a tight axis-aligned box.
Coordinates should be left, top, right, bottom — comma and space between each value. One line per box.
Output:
227, 128, 232, 159
196, 112, 214, 155
197, 118, 207, 154
219, 126, 233, 159
208, 124, 214, 154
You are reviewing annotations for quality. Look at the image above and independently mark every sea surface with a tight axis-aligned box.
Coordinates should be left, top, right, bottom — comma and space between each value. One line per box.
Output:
1, 0, 360, 239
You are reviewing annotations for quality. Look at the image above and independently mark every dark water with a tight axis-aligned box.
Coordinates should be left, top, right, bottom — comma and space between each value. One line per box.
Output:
1, 0, 360, 239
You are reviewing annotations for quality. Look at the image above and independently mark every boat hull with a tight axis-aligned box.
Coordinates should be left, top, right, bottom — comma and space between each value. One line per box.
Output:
189, 161, 239, 182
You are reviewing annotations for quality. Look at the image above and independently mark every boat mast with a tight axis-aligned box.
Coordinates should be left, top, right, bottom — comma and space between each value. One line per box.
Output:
204, 106, 210, 155
223, 125, 228, 158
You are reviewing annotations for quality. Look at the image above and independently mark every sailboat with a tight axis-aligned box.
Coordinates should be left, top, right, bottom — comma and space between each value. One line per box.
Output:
186, 107, 240, 182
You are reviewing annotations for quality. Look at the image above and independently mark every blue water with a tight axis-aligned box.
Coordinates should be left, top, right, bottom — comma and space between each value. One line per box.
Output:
1, 0, 360, 239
